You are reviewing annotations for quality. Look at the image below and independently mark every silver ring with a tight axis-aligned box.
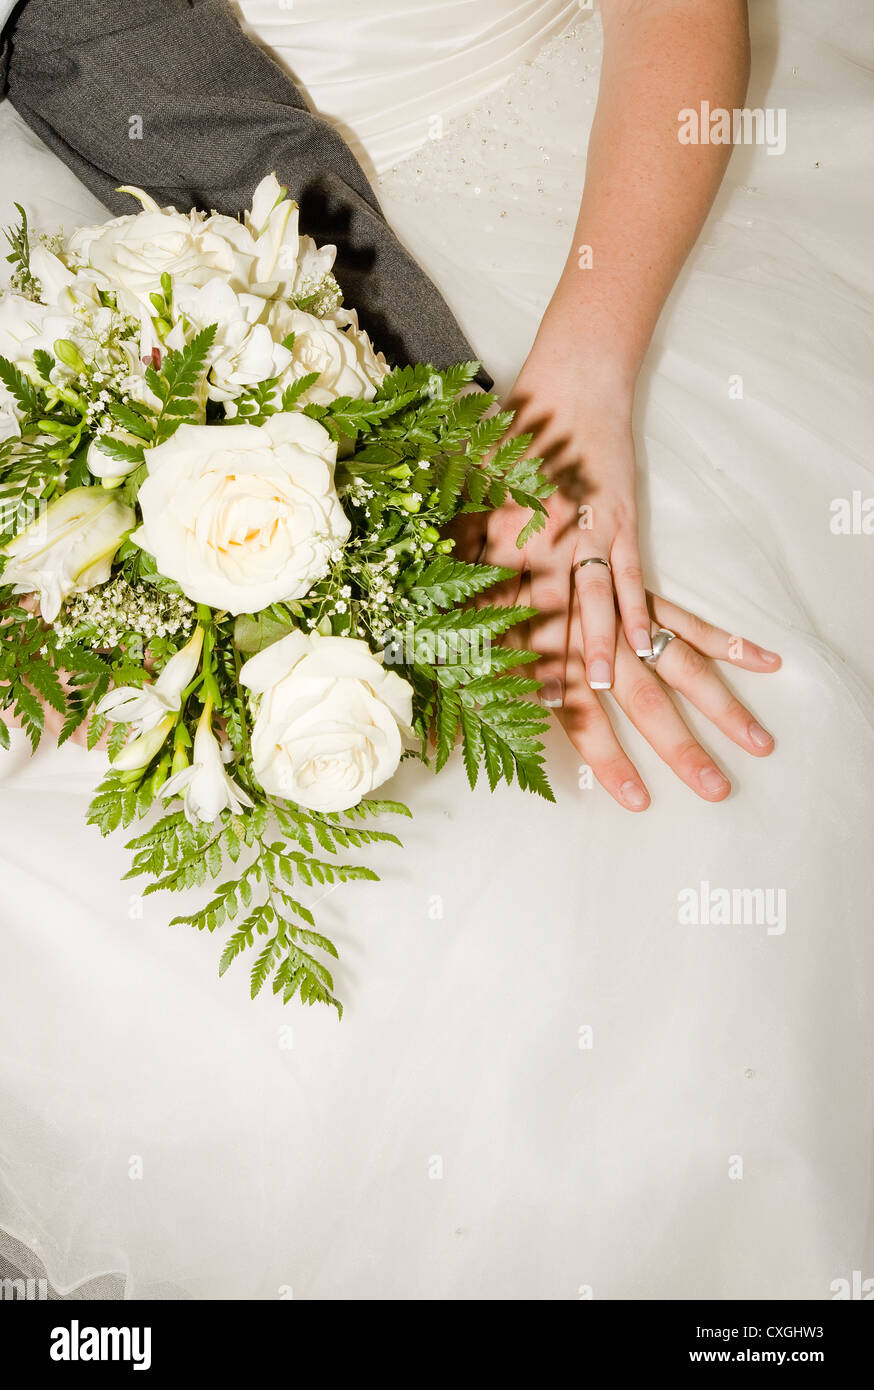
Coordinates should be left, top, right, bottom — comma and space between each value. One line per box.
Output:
642, 627, 677, 667
575, 557, 612, 575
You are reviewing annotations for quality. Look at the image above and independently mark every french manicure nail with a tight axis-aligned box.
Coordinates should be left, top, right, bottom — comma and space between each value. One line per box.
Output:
588, 659, 612, 690
700, 766, 730, 795
620, 780, 649, 810
633, 628, 654, 657
748, 721, 773, 748
540, 678, 563, 708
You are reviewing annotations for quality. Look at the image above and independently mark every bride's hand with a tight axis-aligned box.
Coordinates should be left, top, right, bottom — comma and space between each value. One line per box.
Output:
555, 593, 780, 811
484, 355, 652, 700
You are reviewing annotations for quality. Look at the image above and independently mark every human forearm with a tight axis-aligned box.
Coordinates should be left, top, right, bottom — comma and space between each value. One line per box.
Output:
535, 0, 750, 397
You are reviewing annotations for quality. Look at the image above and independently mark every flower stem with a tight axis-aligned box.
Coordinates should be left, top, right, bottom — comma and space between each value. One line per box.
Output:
197, 605, 223, 706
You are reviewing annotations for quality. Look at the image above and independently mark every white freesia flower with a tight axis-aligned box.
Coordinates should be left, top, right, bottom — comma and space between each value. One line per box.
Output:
1, 279, 154, 413
170, 277, 293, 403
161, 700, 253, 824
0, 294, 49, 438
248, 172, 287, 238
96, 626, 204, 732
68, 188, 256, 319
86, 428, 144, 481
37, 273, 142, 378
244, 173, 336, 302
111, 714, 175, 772
0, 401, 19, 444
291, 235, 337, 304
267, 304, 388, 406
28, 243, 77, 304
0, 291, 49, 354
240, 630, 414, 812
133, 413, 350, 615
1, 487, 135, 622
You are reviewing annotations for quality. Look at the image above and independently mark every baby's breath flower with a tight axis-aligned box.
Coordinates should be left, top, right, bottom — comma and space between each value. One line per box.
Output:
293, 272, 343, 318
58, 575, 195, 649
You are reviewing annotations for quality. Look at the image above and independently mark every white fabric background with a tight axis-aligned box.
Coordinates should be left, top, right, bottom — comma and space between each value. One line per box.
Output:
0, 0, 872, 1299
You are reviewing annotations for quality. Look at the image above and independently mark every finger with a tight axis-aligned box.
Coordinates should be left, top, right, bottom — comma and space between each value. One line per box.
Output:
652, 637, 775, 757
1, 702, 93, 749
484, 570, 524, 611
503, 573, 530, 656
482, 502, 531, 568
530, 564, 571, 708
611, 530, 653, 658
649, 594, 781, 672
481, 512, 525, 610
445, 508, 487, 564
573, 554, 617, 690
613, 638, 732, 801
557, 638, 650, 811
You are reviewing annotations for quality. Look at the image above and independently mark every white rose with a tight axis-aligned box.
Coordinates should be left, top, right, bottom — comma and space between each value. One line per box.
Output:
267, 304, 388, 406
1, 486, 135, 622
133, 412, 350, 615
240, 630, 414, 812
68, 188, 257, 318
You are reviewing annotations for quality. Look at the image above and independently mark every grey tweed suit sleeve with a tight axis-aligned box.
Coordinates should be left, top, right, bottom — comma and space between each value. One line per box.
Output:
3, 0, 491, 385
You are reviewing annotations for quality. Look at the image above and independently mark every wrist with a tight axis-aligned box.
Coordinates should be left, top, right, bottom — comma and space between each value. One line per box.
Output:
531, 268, 646, 405
532, 315, 637, 410
524, 327, 637, 417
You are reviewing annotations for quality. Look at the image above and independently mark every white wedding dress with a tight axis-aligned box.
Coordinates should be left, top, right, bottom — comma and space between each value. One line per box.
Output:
1, 0, 872, 1299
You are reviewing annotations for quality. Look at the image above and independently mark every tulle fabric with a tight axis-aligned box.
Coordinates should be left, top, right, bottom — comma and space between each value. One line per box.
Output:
0, 0, 872, 1298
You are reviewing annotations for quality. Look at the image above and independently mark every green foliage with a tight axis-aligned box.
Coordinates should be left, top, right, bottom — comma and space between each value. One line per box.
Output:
1, 251, 558, 1016
92, 435, 145, 469
292, 361, 557, 815
407, 557, 514, 609
280, 372, 321, 411
0, 356, 41, 416
4, 204, 40, 298
303, 389, 421, 443
222, 375, 281, 427
0, 598, 114, 750
146, 324, 217, 445
114, 796, 413, 1016
432, 665, 554, 799
106, 400, 154, 440
321, 363, 555, 544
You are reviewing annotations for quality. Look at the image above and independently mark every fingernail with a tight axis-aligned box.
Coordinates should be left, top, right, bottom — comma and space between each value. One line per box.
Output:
633, 629, 653, 657
700, 766, 730, 796
748, 721, 773, 748
588, 659, 612, 690
620, 780, 649, 810
540, 678, 563, 708
758, 648, 780, 664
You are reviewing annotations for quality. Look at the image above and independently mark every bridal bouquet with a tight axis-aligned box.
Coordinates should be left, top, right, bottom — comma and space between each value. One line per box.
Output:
0, 176, 553, 1013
